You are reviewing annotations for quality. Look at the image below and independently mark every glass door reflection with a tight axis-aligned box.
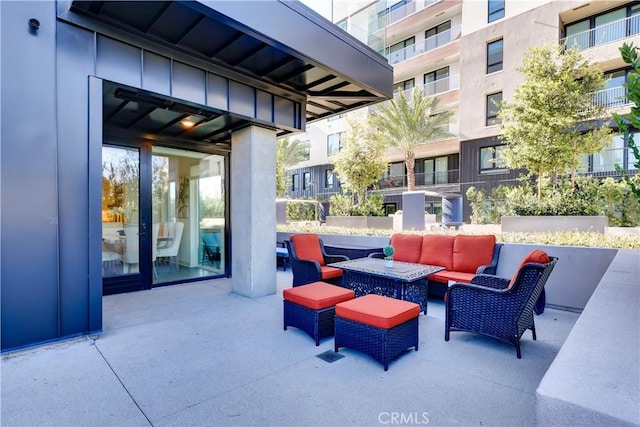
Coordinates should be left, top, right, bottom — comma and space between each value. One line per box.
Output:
101, 146, 140, 279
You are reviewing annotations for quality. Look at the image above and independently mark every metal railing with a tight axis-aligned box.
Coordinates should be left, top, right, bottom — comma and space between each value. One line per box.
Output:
560, 14, 640, 51
386, 25, 461, 65
590, 86, 630, 109
378, 170, 460, 189
370, 0, 438, 33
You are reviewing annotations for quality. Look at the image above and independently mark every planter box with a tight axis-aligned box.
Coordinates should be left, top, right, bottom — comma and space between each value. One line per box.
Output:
325, 216, 392, 229
501, 216, 608, 233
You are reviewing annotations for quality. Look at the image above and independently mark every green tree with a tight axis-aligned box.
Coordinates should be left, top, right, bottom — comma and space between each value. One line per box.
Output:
613, 42, 640, 205
331, 119, 387, 205
498, 43, 611, 201
369, 87, 454, 191
275, 137, 308, 197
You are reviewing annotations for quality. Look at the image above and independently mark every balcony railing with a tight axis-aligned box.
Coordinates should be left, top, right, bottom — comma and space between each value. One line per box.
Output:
590, 86, 630, 109
560, 14, 640, 51
378, 170, 459, 189
370, 0, 438, 33
386, 25, 461, 65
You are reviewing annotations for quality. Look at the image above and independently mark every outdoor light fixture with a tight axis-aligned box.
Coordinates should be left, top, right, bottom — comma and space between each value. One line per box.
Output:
181, 119, 195, 128
28, 18, 40, 34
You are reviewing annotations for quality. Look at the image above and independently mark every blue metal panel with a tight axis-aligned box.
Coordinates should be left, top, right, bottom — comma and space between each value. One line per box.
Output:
207, 73, 229, 111
172, 61, 206, 105
256, 90, 273, 123
143, 51, 171, 96
229, 80, 255, 118
1, 1, 59, 350
274, 95, 295, 129
96, 35, 142, 88
56, 21, 97, 337
88, 77, 104, 334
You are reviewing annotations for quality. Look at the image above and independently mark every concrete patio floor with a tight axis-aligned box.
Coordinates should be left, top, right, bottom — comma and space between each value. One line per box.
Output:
1, 270, 580, 426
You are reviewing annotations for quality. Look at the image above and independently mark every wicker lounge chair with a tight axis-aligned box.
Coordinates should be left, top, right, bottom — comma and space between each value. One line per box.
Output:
285, 234, 349, 287
445, 250, 558, 358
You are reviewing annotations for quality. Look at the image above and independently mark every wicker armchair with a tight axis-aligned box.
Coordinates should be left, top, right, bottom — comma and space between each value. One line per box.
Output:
445, 253, 558, 358
285, 234, 349, 287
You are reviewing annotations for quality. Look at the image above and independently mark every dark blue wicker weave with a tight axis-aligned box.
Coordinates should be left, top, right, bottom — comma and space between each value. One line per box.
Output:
284, 300, 336, 346
445, 257, 558, 358
334, 316, 419, 371
285, 239, 348, 287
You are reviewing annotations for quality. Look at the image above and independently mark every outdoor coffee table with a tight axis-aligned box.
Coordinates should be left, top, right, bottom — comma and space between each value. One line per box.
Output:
328, 258, 444, 315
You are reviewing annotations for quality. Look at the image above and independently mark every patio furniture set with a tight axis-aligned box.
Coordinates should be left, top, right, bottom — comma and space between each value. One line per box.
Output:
282, 233, 558, 370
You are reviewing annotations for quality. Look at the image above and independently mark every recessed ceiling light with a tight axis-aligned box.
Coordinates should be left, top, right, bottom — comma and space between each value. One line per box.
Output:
181, 119, 195, 128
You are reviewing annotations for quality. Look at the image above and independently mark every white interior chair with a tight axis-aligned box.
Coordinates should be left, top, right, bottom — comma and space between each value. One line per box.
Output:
156, 222, 184, 271
121, 224, 139, 274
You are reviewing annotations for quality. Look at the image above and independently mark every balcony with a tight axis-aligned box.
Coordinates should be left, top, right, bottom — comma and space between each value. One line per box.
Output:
386, 25, 461, 65
590, 86, 631, 110
560, 14, 640, 51
378, 169, 460, 190
370, 0, 437, 34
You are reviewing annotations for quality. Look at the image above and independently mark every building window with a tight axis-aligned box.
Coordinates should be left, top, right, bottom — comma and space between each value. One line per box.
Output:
480, 145, 507, 173
424, 156, 449, 185
324, 169, 334, 188
486, 92, 502, 126
394, 78, 415, 94
291, 174, 299, 191
487, 39, 503, 74
302, 172, 311, 190
387, 36, 415, 64
327, 132, 346, 155
488, 0, 505, 23
425, 21, 451, 51
424, 67, 450, 95
564, 3, 640, 51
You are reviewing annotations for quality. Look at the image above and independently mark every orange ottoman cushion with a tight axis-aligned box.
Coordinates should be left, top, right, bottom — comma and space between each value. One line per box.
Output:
335, 294, 420, 329
283, 281, 354, 310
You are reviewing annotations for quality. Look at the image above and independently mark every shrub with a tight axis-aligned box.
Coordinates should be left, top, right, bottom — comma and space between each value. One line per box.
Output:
286, 199, 319, 221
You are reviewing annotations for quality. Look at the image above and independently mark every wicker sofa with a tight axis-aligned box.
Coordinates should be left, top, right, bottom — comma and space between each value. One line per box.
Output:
371, 234, 502, 297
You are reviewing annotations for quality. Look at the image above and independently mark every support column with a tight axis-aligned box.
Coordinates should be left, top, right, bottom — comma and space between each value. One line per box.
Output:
231, 125, 277, 298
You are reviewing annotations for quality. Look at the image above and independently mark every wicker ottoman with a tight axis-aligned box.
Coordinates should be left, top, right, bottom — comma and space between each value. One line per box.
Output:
284, 281, 355, 346
334, 294, 420, 371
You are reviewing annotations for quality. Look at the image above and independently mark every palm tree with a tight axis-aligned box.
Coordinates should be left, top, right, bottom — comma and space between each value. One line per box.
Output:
369, 87, 454, 191
276, 137, 308, 197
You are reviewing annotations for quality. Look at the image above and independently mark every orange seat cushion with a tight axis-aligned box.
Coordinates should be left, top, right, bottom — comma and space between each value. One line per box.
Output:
290, 234, 325, 266
335, 294, 420, 329
509, 249, 550, 288
321, 266, 343, 280
429, 270, 475, 284
283, 281, 355, 310
418, 235, 455, 270
452, 235, 496, 274
390, 234, 423, 263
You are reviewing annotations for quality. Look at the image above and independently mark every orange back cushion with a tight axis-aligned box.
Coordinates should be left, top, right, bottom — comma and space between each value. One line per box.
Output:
390, 234, 423, 263
452, 235, 496, 274
509, 249, 550, 288
418, 235, 455, 270
290, 234, 325, 266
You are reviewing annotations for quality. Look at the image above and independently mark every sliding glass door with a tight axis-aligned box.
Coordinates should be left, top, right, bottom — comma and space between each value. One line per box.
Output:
102, 143, 227, 294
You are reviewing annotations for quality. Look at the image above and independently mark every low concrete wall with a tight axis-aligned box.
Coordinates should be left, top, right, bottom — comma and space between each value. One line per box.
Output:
536, 249, 640, 426
277, 232, 617, 311
325, 216, 393, 229
502, 216, 609, 233
495, 244, 617, 311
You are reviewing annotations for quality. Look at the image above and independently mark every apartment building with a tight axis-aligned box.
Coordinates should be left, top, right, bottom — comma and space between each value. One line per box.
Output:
291, 0, 639, 222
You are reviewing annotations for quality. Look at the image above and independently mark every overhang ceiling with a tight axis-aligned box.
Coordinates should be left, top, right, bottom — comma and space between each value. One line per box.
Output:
69, 0, 393, 145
